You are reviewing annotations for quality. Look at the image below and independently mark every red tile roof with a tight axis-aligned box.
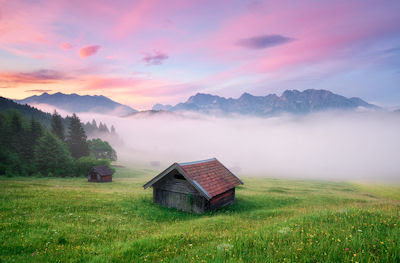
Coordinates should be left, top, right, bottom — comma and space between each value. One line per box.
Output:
91, 165, 114, 176
178, 158, 243, 199
143, 158, 243, 200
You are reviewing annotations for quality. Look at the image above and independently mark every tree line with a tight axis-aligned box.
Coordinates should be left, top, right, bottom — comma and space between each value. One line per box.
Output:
83, 119, 116, 136
0, 97, 119, 139
0, 109, 117, 177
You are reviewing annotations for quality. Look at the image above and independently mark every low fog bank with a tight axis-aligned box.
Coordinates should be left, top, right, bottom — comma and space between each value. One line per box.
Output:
91, 111, 400, 182
31, 103, 400, 182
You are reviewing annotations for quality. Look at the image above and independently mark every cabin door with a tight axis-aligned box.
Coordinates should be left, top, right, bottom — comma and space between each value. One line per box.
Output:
90, 173, 97, 181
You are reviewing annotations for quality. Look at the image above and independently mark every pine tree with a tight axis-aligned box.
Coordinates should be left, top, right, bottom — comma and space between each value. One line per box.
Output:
10, 111, 22, 134
66, 113, 89, 159
91, 119, 97, 129
0, 112, 5, 148
10, 111, 23, 155
110, 125, 116, 134
34, 132, 73, 176
30, 118, 43, 141
25, 118, 43, 160
2, 111, 30, 176
104, 123, 109, 133
51, 110, 65, 141
98, 122, 109, 133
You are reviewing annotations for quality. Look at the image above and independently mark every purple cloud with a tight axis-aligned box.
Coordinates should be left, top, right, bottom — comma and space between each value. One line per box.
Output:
0, 69, 68, 85
237, 34, 294, 49
25, 89, 53, 93
142, 51, 169, 65
24, 70, 66, 80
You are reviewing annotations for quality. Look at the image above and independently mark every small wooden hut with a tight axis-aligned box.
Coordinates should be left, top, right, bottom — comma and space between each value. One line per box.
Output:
88, 166, 114, 183
143, 158, 243, 213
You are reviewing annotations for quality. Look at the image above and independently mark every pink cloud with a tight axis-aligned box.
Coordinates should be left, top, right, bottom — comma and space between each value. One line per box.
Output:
84, 76, 142, 90
81, 75, 195, 97
111, 0, 191, 39
79, 45, 101, 58
0, 70, 68, 85
112, 0, 156, 38
60, 42, 73, 50
106, 55, 116, 60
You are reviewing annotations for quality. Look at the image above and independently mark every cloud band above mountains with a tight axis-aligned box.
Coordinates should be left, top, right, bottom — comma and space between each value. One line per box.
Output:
236, 34, 294, 49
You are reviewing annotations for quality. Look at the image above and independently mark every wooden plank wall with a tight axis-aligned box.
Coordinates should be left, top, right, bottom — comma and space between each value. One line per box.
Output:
88, 173, 112, 183
153, 188, 206, 213
153, 172, 198, 195
209, 188, 235, 210
101, 175, 112, 182
151, 169, 236, 213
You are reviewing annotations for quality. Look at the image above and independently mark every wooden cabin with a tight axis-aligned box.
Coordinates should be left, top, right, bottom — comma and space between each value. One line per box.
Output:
88, 166, 114, 183
143, 158, 243, 213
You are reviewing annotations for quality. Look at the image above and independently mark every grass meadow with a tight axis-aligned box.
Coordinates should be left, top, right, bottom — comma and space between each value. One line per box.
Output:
0, 167, 399, 262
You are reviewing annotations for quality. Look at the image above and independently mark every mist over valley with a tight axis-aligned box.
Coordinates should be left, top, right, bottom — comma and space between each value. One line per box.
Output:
24, 94, 400, 183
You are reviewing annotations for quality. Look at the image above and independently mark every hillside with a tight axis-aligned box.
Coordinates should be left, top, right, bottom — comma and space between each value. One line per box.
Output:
0, 96, 53, 126
0, 96, 116, 138
153, 89, 379, 116
16, 92, 137, 116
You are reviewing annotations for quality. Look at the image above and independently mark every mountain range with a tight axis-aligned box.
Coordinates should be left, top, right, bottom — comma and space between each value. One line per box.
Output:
153, 89, 379, 116
15, 89, 379, 118
16, 92, 137, 116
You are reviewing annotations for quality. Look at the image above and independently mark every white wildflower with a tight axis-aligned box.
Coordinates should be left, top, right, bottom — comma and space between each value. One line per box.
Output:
217, 243, 233, 251
278, 227, 290, 234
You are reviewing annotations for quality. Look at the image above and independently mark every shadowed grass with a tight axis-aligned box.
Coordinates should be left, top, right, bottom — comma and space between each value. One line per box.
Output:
0, 168, 399, 262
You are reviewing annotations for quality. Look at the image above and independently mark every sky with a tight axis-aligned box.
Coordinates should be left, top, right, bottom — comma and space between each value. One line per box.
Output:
0, 0, 399, 110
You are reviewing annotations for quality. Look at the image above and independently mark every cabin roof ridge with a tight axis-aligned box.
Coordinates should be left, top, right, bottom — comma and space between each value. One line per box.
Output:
178, 158, 217, 166
91, 165, 114, 176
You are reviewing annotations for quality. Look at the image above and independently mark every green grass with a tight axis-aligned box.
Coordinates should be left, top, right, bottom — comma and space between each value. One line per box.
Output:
0, 168, 399, 262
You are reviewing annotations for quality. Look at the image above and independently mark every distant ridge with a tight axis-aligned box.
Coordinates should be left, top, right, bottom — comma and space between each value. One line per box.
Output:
0, 96, 53, 126
16, 92, 137, 116
152, 89, 379, 116
124, 110, 182, 119
0, 96, 118, 139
